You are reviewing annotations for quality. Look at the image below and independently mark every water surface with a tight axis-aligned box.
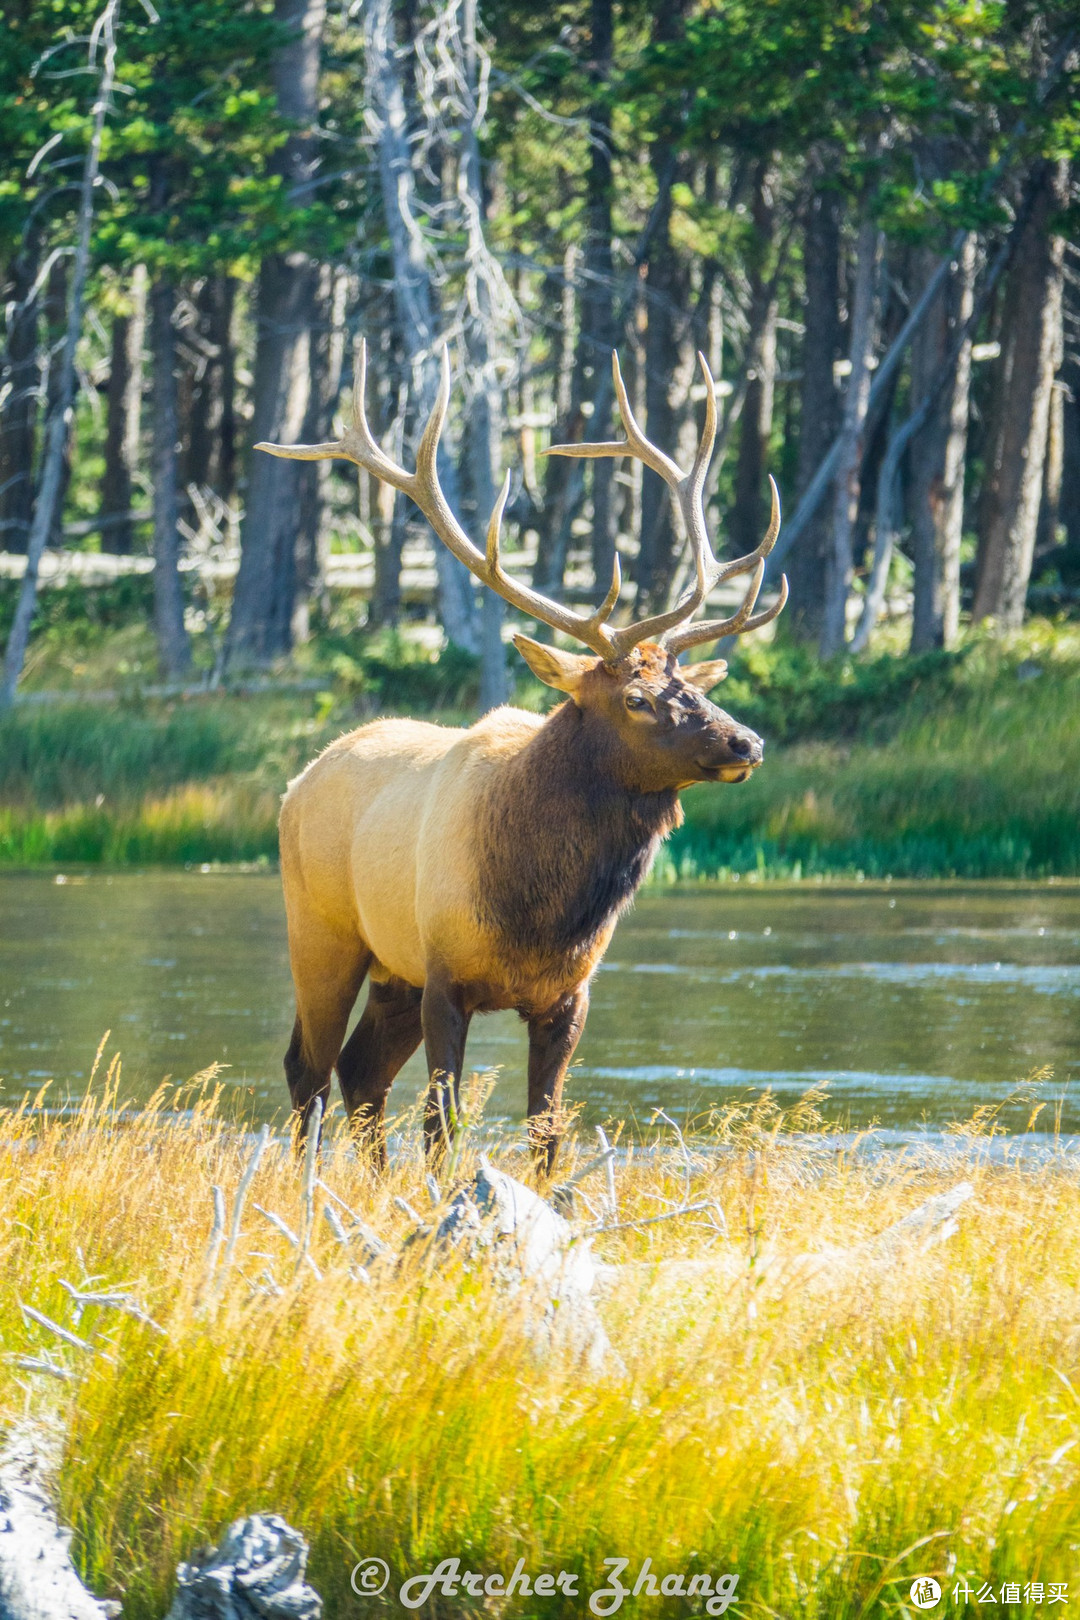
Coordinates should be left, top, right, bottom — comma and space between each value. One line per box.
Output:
2, 871, 1077, 1135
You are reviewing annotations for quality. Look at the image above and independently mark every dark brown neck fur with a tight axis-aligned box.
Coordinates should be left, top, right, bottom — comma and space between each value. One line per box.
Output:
475, 701, 681, 959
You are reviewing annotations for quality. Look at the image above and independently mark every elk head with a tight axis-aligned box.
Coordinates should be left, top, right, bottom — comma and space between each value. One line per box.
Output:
256, 342, 787, 787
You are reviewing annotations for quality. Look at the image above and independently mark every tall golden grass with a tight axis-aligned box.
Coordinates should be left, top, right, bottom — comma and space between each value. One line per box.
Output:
2, 1058, 1078, 1617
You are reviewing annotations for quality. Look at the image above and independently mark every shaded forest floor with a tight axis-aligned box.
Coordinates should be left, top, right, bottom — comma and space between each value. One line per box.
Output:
1, 581, 1078, 878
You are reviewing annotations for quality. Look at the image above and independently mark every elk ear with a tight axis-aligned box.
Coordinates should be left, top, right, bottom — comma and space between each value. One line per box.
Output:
513, 634, 595, 696
681, 657, 729, 692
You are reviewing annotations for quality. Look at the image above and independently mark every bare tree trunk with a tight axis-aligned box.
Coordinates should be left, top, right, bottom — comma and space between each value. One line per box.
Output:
292, 265, 347, 642
1036, 363, 1065, 557
1, 0, 119, 710
226, 0, 327, 667
973, 159, 1068, 627
787, 183, 842, 643
42, 257, 72, 548
581, 0, 618, 597
363, 0, 479, 654
730, 161, 779, 558
820, 209, 880, 657
99, 265, 145, 555
184, 276, 221, 494
217, 277, 238, 501
533, 240, 581, 595
0, 242, 40, 555
149, 277, 191, 678
909, 234, 976, 650
457, 0, 508, 709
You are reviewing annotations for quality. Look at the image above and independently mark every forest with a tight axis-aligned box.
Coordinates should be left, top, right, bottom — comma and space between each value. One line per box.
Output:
1, 0, 1078, 716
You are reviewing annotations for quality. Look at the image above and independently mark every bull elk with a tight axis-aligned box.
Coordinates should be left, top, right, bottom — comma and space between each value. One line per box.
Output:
258, 344, 787, 1169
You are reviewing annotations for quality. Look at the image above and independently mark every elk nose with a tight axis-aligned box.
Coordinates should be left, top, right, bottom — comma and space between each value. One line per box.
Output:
729, 729, 763, 763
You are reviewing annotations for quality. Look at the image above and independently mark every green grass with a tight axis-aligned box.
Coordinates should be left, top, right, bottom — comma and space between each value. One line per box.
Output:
3, 1073, 1079, 1618
1, 617, 1077, 876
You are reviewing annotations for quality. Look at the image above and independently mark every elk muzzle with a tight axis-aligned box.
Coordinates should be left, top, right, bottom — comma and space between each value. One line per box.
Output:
695, 723, 764, 783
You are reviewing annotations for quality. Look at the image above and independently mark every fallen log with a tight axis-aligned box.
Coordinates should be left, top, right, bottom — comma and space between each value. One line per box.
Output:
165, 1516, 321, 1620
0, 1431, 115, 1620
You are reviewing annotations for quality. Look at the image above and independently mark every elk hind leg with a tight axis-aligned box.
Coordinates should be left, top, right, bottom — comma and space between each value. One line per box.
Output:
284, 918, 370, 1145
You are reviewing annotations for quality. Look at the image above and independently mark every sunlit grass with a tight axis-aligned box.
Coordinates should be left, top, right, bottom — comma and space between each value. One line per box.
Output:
1, 618, 1078, 875
3, 1062, 1079, 1616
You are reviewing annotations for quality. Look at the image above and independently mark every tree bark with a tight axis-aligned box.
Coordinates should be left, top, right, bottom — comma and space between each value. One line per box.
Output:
820, 209, 880, 656
292, 264, 347, 642
226, 0, 327, 667
1, 1, 119, 710
973, 159, 1068, 627
363, 0, 479, 654
0, 242, 40, 555
457, 0, 508, 710
99, 266, 146, 555
785, 185, 842, 642
730, 161, 779, 559
909, 234, 976, 650
581, 0, 618, 598
533, 240, 582, 595
149, 277, 192, 679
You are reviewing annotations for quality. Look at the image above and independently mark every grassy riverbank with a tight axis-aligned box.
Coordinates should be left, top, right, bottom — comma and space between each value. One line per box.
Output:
2, 1071, 1078, 1617
1, 617, 1078, 877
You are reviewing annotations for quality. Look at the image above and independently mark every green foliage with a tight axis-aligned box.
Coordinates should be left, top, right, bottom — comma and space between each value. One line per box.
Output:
674, 623, 1080, 879
0, 619, 1077, 878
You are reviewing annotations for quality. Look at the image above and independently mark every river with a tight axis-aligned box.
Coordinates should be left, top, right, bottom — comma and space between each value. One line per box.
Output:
2, 870, 1077, 1138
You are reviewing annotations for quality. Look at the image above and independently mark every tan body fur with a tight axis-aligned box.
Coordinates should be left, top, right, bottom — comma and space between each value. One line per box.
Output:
280, 707, 616, 1017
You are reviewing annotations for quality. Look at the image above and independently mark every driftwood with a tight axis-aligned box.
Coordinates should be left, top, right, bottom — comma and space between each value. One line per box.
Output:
0, 1433, 322, 1620
0, 1432, 116, 1620
165, 1516, 321, 1620
428, 1155, 613, 1372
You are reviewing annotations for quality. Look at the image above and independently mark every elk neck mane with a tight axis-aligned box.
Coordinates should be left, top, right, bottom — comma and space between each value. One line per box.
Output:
474, 697, 683, 960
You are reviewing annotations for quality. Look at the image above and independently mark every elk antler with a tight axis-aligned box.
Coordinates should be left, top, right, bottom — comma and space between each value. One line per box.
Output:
256, 341, 626, 661
546, 350, 787, 657
256, 341, 786, 664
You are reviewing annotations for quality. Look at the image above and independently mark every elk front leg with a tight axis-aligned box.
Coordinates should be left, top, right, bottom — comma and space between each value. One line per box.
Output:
526, 984, 589, 1175
421, 974, 472, 1161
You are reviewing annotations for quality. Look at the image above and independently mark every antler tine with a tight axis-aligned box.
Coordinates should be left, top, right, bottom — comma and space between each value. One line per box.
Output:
546, 349, 723, 659
711, 474, 782, 588
663, 475, 786, 656
258, 338, 624, 661
257, 338, 415, 493
666, 568, 789, 657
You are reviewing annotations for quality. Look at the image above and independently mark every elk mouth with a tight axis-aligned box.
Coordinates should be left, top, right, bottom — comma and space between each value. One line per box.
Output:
695, 760, 760, 784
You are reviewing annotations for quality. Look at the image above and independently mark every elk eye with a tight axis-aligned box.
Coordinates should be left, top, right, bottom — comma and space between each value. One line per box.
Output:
625, 691, 651, 711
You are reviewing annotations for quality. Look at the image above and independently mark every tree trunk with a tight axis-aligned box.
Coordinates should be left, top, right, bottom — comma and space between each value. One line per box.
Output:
787, 184, 842, 643
42, 256, 72, 548
820, 209, 880, 657
99, 266, 146, 555
1, 0, 119, 710
296, 266, 349, 641
973, 159, 1068, 627
730, 161, 779, 559
149, 278, 191, 679
909, 234, 976, 650
533, 241, 582, 595
458, 0, 508, 710
217, 278, 238, 501
226, 0, 327, 667
0, 243, 40, 555
581, 0, 618, 598
363, 0, 479, 654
